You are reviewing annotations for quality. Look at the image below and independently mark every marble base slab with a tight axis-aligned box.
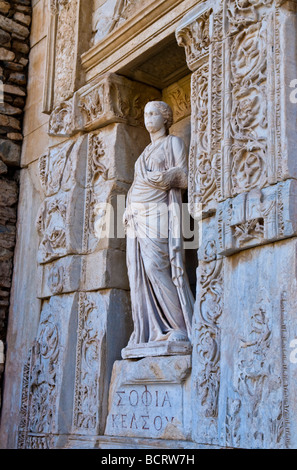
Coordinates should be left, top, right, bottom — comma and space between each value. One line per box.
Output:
121, 341, 192, 359
105, 355, 192, 440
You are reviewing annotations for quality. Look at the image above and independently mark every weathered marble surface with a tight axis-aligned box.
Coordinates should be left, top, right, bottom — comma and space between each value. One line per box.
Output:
1, 0, 297, 451
105, 355, 192, 440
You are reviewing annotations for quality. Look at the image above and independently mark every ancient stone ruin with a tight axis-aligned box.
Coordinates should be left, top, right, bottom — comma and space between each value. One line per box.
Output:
0, 0, 297, 450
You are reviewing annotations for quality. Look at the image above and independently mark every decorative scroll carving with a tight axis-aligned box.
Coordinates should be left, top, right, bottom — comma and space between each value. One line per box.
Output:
195, 240, 223, 419
17, 355, 32, 449
49, 100, 74, 137
88, 133, 108, 184
54, 0, 78, 106
36, 196, 68, 263
47, 265, 64, 295
79, 84, 105, 125
17, 296, 78, 448
177, 1, 285, 219
166, 86, 191, 122
225, 398, 241, 448
229, 21, 268, 197
226, 0, 273, 34
28, 322, 60, 434
44, 0, 87, 114
177, 5, 222, 217
73, 293, 105, 434
39, 142, 74, 197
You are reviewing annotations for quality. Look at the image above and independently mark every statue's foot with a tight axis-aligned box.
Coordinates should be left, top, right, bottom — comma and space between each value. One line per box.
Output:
168, 330, 189, 342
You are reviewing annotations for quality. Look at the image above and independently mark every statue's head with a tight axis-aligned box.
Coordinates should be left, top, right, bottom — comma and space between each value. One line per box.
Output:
144, 101, 173, 134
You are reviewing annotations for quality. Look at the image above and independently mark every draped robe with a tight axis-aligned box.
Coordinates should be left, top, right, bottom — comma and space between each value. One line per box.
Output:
125, 135, 194, 345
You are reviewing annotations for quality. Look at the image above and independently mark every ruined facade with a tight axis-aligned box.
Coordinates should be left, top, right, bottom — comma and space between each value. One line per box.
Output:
0, 0, 297, 449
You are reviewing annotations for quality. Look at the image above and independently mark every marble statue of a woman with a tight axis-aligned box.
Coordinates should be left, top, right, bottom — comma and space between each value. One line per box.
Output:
122, 101, 194, 358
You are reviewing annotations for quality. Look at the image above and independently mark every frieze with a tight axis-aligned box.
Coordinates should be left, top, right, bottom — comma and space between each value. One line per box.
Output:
17, 295, 79, 448
75, 74, 160, 132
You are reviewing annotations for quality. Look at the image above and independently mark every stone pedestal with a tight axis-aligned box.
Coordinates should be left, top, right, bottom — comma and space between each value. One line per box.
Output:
105, 355, 192, 441
122, 341, 192, 359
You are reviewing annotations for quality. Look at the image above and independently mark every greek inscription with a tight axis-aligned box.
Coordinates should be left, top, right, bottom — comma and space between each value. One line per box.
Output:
110, 387, 178, 435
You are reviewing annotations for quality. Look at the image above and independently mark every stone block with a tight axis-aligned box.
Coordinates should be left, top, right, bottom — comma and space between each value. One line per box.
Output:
3, 84, 26, 97
0, 16, 30, 39
36, 185, 86, 264
0, 160, 7, 175
82, 249, 129, 291
0, 178, 18, 206
0, 139, 21, 166
48, 74, 160, 137
37, 255, 82, 299
0, 1, 10, 15
105, 355, 192, 441
36, 135, 88, 264
0, 102, 22, 116
217, 180, 297, 256
0, 47, 15, 61
217, 239, 297, 449
0, 29, 10, 46
17, 293, 79, 447
0, 114, 21, 131
72, 289, 132, 436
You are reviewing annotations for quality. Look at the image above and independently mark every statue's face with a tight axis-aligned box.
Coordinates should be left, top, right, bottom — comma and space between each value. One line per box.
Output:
144, 103, 165, 134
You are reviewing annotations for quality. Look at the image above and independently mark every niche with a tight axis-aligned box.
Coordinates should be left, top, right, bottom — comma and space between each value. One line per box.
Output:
118, 34, 197, 296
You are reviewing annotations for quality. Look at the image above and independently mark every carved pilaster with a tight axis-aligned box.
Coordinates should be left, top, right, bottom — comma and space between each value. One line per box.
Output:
192, 218, 224, 444
43, 0, 92, 115
177, 0, 297, 449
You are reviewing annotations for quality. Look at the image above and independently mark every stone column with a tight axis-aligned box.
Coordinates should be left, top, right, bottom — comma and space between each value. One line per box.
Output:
177, 0, 297, 448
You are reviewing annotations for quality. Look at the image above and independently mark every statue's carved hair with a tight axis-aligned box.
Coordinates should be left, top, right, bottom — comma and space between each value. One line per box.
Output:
145, 101, 173, 132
